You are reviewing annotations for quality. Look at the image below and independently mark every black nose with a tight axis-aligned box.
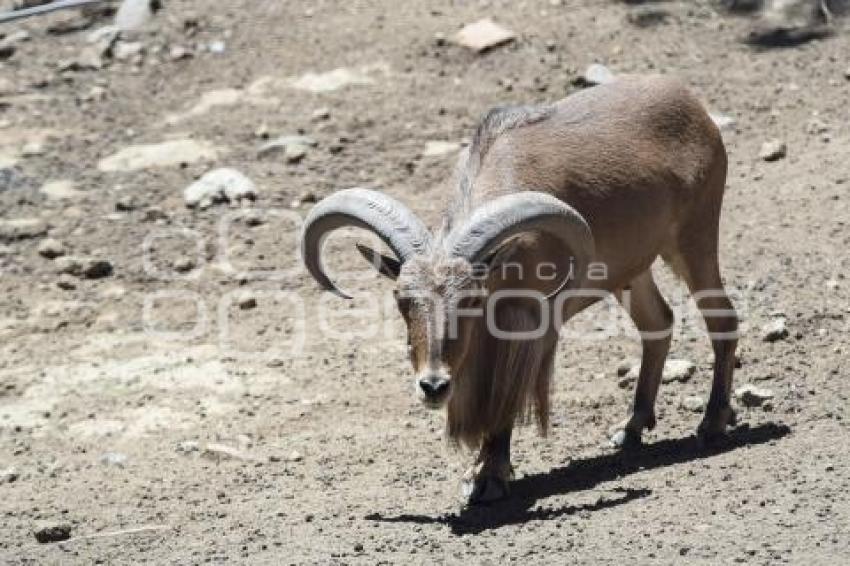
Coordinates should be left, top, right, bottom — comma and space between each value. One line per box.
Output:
419, 376, 450, 399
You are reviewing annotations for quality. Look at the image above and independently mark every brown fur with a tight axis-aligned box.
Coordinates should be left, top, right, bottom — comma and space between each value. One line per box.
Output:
447, 304, 556, 448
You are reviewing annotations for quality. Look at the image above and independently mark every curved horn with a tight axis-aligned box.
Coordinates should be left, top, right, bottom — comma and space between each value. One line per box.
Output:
444, 191, 595, 295
300, 188, 432, 298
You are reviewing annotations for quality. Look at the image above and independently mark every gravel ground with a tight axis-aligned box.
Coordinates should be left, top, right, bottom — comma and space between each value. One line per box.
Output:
0, 1, 848, 563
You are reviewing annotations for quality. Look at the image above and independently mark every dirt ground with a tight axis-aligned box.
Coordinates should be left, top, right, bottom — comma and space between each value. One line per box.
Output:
1, 0, 849, 563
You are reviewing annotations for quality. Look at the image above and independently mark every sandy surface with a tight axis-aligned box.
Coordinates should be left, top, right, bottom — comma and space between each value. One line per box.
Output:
0, 1, 849, 563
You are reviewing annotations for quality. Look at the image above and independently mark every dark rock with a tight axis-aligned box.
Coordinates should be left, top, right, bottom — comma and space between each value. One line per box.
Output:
627, 7, 671, 27
34, 522, 72, 544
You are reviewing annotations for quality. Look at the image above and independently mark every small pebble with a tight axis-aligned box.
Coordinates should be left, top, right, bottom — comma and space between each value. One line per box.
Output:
115, 195, 137, 211
38, 238, 66, 259
311, 107, 331, 122
759, 139, 787, 162
238, 293, 258, 310
1, 467, 18, 484
174, 258, 196, 274
680, 396, 705, 413
762, 318, 789, 342
99, 452, 128, 467
56, 274, 78, 290
735, 384, 774, 408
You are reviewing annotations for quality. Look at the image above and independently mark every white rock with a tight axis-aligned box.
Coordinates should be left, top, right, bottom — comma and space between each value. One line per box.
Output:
56, 274, 77, 290
680, 396, 705, 413
762, 318, 789, 342
98, 139, 218, 172
0, 218, 47, 241
238, 292, 258, 310
311, 107, 331, 122
0, 77, 15, 97
166, 89, 242, 123
173, 257, 195, 273
759, 139, 787, 162
99, 452, 128, 467
735, 384, 774, 407
453, 19, 516, 52
176, 440, 200, 454
40, 180, 84, 201
113, 41, 145, 61
184, 168, 258, 209
37, 238, 66, 259
0, 467, 17, 484
619, 358, 696, 386
423, 141, 462, 157
661, 359, 697, 383
115, 0, 154, 32
87, 25, 122, 45
581, 63, 616, 86
169, 45, 192, 61
201, 442, 257, 461
285, 145, 307, 164
21, 141, 44, 156
258, 135, 318, 160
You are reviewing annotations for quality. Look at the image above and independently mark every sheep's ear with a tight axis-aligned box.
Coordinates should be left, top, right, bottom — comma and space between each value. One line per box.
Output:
356, 243, 402, 280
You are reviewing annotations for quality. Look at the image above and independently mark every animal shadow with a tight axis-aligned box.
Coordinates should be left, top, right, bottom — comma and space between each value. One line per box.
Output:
366, 422, 790, 535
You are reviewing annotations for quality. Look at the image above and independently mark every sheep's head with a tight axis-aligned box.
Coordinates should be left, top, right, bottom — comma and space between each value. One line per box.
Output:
300, 188, 594, 409
368, 253, 484, 407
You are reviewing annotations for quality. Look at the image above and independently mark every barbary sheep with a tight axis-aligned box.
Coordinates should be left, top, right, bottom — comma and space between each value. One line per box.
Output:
301, 75, 738, 504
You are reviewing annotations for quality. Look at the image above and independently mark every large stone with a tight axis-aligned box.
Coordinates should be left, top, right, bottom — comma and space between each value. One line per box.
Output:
453, 19, 516, 52
184, 168, 258, 209
98, 139, 218, 172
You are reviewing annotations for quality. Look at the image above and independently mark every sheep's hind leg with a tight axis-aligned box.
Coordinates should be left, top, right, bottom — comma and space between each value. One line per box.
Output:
675, 254, 739, 444
462, 429, 513, 505
610, 270, 674, 449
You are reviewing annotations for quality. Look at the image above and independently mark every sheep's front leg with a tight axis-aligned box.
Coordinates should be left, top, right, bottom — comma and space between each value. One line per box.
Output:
610, 271, 673, 448
462, 429, 513, 505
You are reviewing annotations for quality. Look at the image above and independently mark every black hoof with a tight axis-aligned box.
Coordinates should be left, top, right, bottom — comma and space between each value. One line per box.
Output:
462, 475, 510, 505
610, 427, 643, 450
698, 406, 736, 447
